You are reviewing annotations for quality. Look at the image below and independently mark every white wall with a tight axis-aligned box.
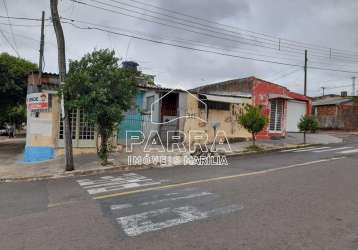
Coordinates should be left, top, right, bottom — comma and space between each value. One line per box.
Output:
142, 90, 160, 140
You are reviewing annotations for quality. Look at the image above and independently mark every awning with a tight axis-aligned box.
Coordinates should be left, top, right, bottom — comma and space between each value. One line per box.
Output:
202, 94, 251, 104
268, 94, 293, 100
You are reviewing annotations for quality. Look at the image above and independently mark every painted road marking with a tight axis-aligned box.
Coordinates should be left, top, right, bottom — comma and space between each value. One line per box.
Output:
313, 146, 353, 153
110, 191, 214, 210
111, 204, 133, 210
94, 157, 346, 200
77, 173, 162, 195
293, 146, 330, 152
105, 187, 241, 237
339, 149, 358, 154
116, 204, 243, 237
281, 146, 316, 152
140, 191, 213, 206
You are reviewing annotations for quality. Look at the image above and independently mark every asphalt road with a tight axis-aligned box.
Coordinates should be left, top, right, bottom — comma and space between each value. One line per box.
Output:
1, 139, 358, 249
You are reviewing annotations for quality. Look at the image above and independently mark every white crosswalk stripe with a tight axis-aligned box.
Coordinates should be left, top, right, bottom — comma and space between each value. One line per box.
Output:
281, 147, 316, 152
105, 187, 242, 237
313, 146, 353, 153
293, 146, 330, 152
339, 149, 358, 154
77, 173, 162, 195
282, 146, 358, 155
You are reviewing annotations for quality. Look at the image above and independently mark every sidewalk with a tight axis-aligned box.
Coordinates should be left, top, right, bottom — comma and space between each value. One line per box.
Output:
0, 132, 342, 181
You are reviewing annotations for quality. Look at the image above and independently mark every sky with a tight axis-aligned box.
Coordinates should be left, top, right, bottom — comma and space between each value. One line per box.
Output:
1, 0, 358, 96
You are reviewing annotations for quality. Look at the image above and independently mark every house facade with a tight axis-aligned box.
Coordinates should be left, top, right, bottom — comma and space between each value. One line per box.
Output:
182, 92, 252, 144
117, 85, 188, 145
313, 95, 358, 130
24, 72, 313, 162
191, 77, 312, 140
24, 72, 99, 162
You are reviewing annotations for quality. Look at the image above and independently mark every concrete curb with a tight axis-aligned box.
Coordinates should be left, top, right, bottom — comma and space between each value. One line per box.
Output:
0, 164, 154, 183
0, 144, 317, 183
226, 144, 319, 157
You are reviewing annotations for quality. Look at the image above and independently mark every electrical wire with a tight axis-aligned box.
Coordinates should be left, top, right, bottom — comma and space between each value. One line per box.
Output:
1, 0, 20, 56
62, 20, 358, 74
69, 0, 358, 63
122, 0, 358, 57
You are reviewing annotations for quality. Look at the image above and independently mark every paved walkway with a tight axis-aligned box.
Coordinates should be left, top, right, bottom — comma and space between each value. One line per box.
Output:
0, 132, 343, 180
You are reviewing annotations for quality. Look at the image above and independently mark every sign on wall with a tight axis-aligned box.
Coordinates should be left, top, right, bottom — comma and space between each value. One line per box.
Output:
27, 93, 49, 111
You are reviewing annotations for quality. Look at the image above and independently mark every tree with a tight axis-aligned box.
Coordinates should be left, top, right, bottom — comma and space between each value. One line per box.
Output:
238, 104, 268, 146
298, 115, 319, 144
63, 49, 137, 165
0, 53, 37, 127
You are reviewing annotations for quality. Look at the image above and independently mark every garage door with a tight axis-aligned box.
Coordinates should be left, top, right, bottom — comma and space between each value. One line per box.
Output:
287, 100, 307, 132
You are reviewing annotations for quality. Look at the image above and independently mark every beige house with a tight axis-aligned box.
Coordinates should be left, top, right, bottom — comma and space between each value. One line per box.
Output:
24, 72, 99, 162
183, 92, 251, 145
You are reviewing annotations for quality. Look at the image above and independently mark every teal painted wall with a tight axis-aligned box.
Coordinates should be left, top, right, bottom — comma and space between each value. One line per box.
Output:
118, 91, 144, 143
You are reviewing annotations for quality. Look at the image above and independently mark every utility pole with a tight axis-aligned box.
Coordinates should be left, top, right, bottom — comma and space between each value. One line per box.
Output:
352, 76, 356, 96
50, 0, 74, 171
38, 11, 45, 90
304, 50, 308, 96
321, 86, 326, 96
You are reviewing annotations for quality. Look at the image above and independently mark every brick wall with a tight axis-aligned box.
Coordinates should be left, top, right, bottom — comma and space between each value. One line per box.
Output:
316, 104, 358, 130
252, 78, 289, 140
338, 105, 358, 130
193, 77, 253, 94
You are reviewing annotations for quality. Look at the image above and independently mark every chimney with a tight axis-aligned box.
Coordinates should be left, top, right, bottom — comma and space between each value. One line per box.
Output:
122, 61, 139, 71
341, 91, 348, 97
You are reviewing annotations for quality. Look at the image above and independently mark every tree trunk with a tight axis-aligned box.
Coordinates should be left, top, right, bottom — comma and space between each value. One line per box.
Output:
303, 132, 307, 144
100, 132, 108, 165
252, 133, 256, 146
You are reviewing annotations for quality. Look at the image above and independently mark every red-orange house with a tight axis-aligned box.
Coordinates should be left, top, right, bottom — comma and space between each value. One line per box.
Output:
191, 77, 312, 140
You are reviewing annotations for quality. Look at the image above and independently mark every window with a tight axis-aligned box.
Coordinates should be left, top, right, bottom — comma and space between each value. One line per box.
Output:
79, 111, 95, 140
198, 101, 230, 110
269, 99, 284, 131
59, 109, 77, 139
146, 96, 155, 111
59, 109, 94, 140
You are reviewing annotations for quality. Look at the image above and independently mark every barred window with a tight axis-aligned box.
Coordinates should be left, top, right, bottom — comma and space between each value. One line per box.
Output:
59, 109, 76, 139
79, 111, 95, 140
269, 99, 284, 131
59, 109, 94, 140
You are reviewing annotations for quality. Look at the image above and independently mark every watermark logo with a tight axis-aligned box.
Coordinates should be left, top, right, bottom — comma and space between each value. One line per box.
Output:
126, 130, 232, 167
124, 88, 231, 167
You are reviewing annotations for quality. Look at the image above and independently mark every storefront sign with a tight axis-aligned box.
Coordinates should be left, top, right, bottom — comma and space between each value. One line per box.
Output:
27, 93, 49, 111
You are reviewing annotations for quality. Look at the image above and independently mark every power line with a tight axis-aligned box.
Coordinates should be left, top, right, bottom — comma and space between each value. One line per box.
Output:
0, 15, 44, 21
0, 22, 44, 27
63, 17, 358, 71
270, 68, 302, 82
122, 0, 358, 57
1, 0, 20, 57
0, 29, 20, 56
61, 17, 309, 64
92, 0, 358, 59
323, 83, 353, 90
62, 20, 358, 74
69, 0, 358, 63
106, 0, 358, 60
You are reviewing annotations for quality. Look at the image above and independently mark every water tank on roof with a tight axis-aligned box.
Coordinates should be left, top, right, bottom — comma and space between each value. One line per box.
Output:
122, 61, 139, 71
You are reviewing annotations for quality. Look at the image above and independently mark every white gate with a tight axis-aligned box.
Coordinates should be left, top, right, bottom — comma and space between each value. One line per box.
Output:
287, 100, 307, 132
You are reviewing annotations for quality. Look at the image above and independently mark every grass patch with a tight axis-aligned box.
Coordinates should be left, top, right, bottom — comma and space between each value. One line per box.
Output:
245, 145, 263, 152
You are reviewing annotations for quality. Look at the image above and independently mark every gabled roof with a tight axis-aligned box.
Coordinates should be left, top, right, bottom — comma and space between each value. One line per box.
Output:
190, 76, 293, 93
190, 76, 253, 93
313, 97, 353, 106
